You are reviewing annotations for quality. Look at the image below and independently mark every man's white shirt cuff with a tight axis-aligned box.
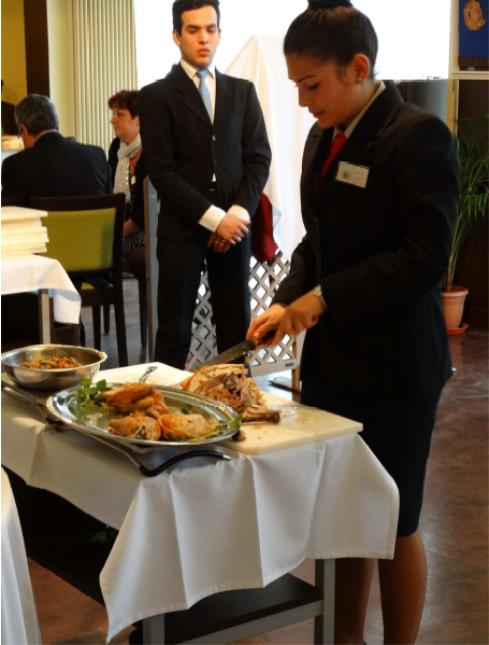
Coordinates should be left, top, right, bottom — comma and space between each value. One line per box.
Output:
228, 204, 250, 223
199, 205, 226, 232
199, 204, 250, 232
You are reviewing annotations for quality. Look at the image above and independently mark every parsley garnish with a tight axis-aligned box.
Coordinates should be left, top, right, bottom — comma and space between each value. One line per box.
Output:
74, 378, 108, 407
228, 414, 242, 431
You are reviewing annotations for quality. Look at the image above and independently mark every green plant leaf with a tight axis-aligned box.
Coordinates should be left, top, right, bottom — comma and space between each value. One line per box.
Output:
444, 119, 488, 291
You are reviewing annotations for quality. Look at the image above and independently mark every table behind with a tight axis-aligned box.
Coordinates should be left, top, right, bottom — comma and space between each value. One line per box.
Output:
1, 253, 81, 325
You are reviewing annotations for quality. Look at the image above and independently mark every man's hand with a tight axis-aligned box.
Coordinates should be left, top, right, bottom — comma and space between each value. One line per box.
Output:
122, 218, 138, 238
216, 213, 249, 245
207, 232, 231, 253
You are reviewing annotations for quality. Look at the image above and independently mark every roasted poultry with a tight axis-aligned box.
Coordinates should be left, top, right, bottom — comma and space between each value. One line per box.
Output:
108, 412, 162, 441
103, 382, 168, 414
180, 364, 280, 423
103, 382, 220, 441
158, 413, 218, 440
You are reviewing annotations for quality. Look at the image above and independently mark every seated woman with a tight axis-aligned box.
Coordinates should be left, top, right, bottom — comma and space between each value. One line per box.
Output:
108, 89, 146, 283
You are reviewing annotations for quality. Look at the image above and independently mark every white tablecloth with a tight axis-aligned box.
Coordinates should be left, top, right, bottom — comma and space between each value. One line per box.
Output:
1, 469, 42, 645
1, 363, 399, 642
1, 254, 81, 324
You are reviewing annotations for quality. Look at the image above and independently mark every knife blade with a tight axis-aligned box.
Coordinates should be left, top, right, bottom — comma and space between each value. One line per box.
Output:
201, 330, 277, 367
201, 339, 257, 366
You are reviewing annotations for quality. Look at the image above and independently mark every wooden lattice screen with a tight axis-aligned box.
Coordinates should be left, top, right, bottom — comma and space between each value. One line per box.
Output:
186, 252, 297, 376
144, 181, 298, 377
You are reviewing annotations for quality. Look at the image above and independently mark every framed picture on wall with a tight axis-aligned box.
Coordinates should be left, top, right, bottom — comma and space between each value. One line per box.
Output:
459, 0, 489, 69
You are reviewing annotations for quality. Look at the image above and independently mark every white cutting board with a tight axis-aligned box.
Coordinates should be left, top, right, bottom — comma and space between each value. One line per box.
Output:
223, 394, 362, 455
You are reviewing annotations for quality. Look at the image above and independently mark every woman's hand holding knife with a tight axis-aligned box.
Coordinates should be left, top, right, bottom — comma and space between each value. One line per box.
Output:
247, 289, 327, 347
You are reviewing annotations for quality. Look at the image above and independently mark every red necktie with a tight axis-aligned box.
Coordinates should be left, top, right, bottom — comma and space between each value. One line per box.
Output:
320, 131, 347, 178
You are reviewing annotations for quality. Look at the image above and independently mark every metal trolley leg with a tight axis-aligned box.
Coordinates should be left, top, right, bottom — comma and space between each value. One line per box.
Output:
39, 289, 51, 343
314, 559, 335, 644
142, 614, 165, 644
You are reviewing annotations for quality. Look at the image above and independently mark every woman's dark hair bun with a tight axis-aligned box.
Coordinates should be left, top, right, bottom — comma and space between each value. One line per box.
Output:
308, 0, 352, 8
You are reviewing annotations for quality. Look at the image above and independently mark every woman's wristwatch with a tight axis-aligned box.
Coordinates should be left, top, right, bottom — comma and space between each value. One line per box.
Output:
312, 284, 327, 309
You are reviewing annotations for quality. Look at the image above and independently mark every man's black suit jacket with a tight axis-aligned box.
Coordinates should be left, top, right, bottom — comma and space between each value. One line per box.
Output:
139, 64, 271, 239
1, 131, 111, 206
274, 82, 460, 396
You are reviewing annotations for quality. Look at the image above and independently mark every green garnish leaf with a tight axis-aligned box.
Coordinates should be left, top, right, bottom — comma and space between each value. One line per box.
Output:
96, 379, 108, 392
229, 414, 242, 431
74, 378, 108, 407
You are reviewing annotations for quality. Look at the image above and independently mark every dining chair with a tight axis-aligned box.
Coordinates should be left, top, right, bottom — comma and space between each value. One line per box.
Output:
125, 269, 147, 349
30, 193, 128, 366
102, 267, 147, 349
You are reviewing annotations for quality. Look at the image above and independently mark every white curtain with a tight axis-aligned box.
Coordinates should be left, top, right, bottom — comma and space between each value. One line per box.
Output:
227, 36, 313, 259
73, 0, 137, 149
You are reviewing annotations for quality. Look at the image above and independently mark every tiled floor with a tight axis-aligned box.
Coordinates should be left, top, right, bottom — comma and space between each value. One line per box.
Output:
25, 283, 489, 644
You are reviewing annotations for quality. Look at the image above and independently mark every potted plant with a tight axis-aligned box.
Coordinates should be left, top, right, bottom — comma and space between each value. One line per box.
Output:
442, 119, 489, 334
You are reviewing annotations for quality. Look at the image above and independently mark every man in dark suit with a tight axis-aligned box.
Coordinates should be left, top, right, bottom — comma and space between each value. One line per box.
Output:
1, 94, 111, 206
1, 94, 111, 349
139, 0, 271, 368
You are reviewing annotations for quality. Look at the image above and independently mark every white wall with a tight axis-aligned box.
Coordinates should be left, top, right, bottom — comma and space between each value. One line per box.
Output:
47, 0, 76, 137
133, 0, 450, 87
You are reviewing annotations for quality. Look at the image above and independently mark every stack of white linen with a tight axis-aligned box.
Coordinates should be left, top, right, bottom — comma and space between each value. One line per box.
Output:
1, 206, 48, 256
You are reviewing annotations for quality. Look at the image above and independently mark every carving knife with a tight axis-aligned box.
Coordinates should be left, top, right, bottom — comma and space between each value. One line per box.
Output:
202, 331, 276, 367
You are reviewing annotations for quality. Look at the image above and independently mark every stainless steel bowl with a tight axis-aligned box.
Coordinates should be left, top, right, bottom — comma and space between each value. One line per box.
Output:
1, 344, 107, 390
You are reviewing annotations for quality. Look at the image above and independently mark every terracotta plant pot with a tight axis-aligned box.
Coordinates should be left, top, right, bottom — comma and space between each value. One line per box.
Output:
441, 286, 469, 334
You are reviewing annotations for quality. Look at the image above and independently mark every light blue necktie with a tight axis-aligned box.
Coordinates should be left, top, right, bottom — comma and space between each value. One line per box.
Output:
197, 68, 212, 121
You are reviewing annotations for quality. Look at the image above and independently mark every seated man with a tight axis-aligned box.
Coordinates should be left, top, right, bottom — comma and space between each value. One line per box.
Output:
1, 93, 111, 206
1, 94, 112, 348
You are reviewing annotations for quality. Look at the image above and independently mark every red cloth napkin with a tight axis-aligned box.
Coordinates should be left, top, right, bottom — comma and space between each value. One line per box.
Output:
252, 193, 278, 262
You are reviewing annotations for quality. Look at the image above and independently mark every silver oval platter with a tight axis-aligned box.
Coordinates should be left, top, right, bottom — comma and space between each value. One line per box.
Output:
46, 384, 240, 448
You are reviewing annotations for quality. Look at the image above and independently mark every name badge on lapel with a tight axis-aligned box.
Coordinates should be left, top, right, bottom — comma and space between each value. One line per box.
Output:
336, 161, 369, 189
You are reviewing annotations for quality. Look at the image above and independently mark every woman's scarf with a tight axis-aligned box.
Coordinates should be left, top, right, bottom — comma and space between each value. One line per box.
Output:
114, 134, 142, 202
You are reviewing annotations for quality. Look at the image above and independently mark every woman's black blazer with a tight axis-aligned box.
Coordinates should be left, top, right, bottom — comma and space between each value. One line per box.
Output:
275, 82, 460, 395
